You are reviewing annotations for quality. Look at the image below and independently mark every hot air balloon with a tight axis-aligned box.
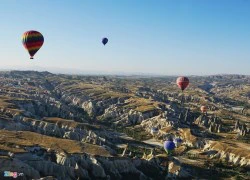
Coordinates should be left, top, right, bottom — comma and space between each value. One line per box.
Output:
150, 127, 159, 136
175, 138, 182, 143
102, 37, 108, 46
163, 140, 175, 155
200, 105, 207, 113
22, 30, 44, 59
174, 138, 182, 147
176, 76, 189, 92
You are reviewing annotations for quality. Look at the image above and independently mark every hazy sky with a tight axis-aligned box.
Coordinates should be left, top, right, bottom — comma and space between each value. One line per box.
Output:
0, 0, 250, 75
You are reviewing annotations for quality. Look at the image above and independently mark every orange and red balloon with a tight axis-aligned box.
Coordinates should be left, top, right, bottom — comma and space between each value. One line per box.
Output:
200, 106, 207, 113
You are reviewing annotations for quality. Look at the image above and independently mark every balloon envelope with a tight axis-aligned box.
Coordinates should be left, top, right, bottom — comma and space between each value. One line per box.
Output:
175, 138, 182, 143
150, 127, 158, 135
176, 76, 189, 91
164, 140, 175, 151
22, 30, 44, 59
201, 106, 207, 113
102, 38, 108, 45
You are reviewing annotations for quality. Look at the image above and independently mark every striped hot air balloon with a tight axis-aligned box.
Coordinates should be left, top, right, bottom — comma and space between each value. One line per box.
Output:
176, 76, 189, 91
200, 105, 208, 113
22, 30, 44, 59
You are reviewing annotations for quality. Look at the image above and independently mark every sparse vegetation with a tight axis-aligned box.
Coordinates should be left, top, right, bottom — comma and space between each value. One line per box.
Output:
0, 71, 249, 179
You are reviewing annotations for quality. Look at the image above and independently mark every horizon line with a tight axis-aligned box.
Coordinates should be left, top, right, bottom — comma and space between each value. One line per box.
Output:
0, 68, 249, 77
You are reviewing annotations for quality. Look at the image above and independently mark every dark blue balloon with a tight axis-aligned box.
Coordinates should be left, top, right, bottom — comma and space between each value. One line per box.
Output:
164, 141, 175, 151
175, 138, 182, 143
102, 38, 108, 45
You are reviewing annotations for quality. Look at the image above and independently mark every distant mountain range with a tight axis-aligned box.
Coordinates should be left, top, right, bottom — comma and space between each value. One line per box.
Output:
0, 66, 249, 77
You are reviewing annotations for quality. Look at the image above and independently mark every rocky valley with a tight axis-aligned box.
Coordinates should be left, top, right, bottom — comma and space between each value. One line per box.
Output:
0, 71, 249, 180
